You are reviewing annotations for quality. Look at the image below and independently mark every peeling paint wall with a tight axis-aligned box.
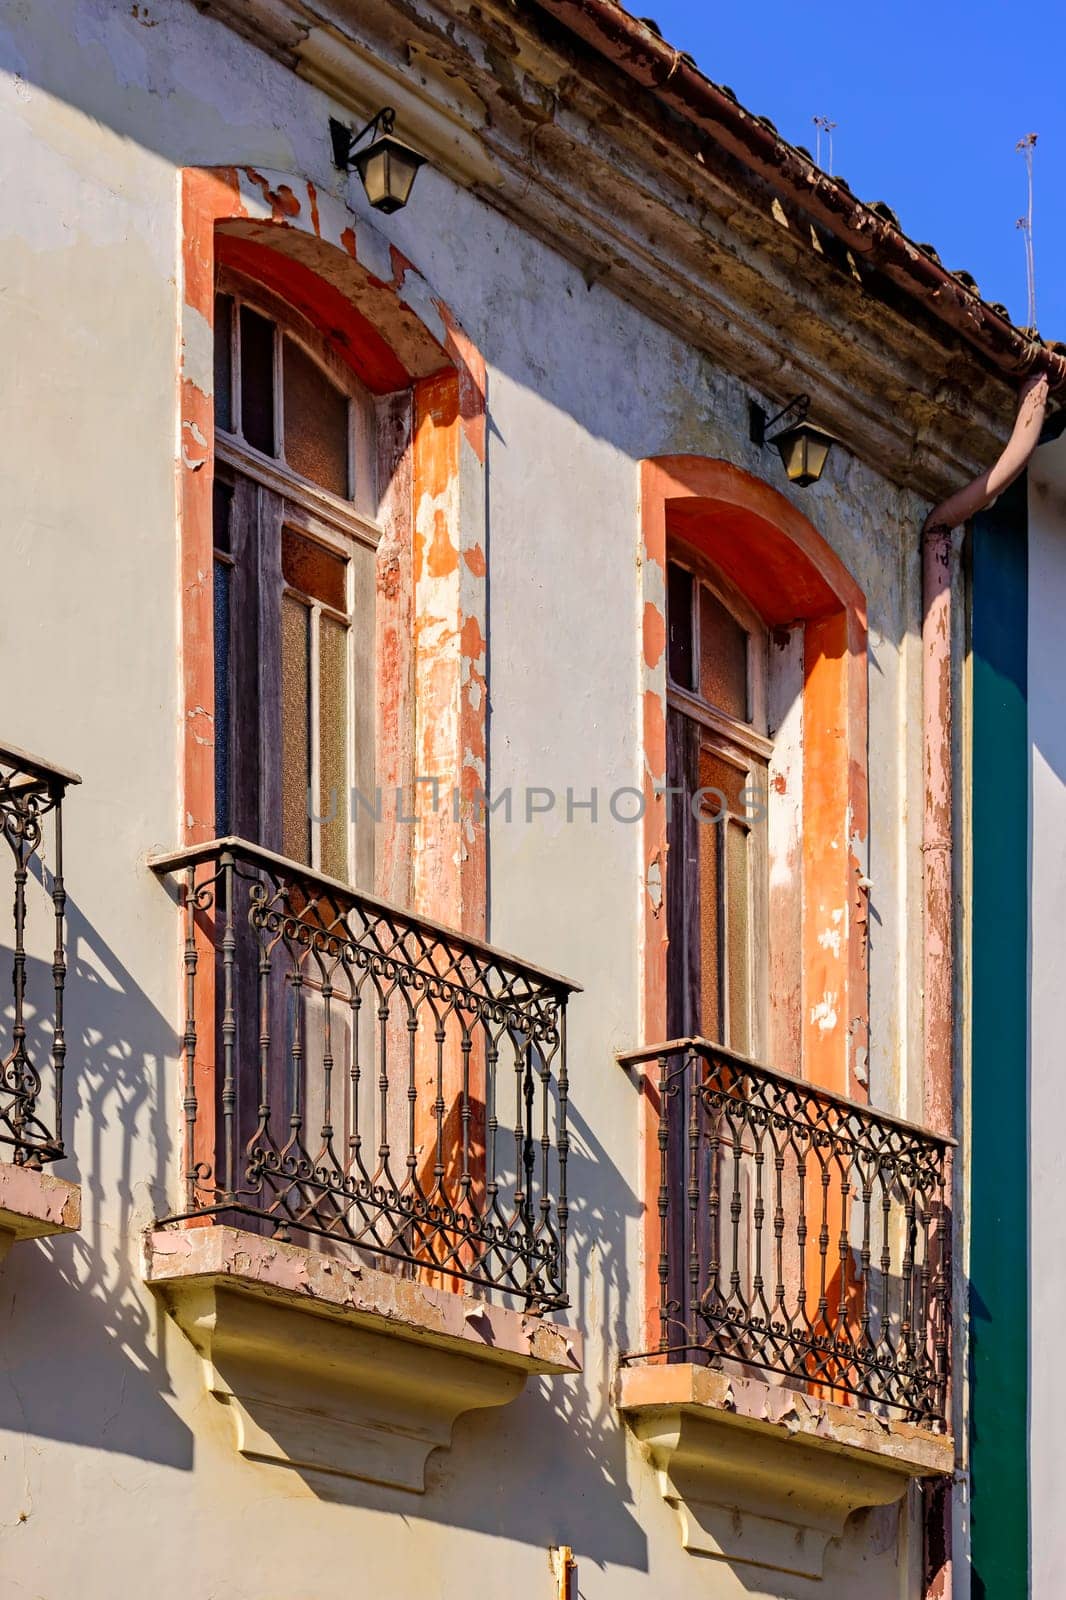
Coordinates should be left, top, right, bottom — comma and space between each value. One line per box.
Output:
0, 3, 937, 1596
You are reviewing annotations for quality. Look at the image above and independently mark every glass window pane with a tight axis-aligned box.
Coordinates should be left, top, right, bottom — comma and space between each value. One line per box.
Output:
282, 526, 347, 611
698, 745, 748, 818
213, 478, 233, 555
214, 294, 233, 433
281, 594, 310, 864
282, 336, 349, 497
698, 818, 721, 1043
667, 563, 695, 689
239, 305, 276, 456
726, 820, 751, 1054
699, 585, 748, 720
319, 616, 349, 880
213, 560, 231, 836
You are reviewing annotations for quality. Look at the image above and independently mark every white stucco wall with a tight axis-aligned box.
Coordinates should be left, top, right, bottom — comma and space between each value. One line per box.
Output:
0, 3, 935, 1596
1027, 434, 1066, 1600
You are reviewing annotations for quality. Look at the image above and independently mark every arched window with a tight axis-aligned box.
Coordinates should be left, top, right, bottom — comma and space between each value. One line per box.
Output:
665, 546, 769, 1056
211, 272, 377, 886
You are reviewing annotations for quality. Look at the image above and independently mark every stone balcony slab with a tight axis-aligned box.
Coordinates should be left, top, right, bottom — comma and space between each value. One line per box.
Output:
616, 1362, 953, 1580
0, 1162, 81, 1263
146, 1225, 582, 1492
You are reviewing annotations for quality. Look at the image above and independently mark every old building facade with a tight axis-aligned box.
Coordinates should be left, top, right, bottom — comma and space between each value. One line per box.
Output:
2, 2, 1061, 1596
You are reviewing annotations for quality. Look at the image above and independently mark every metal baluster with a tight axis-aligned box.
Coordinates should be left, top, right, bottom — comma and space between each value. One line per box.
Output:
514, 1033, 527, 1240
9, 801, 29, 1162
752, 1114, 766, 1313
485, 1027, 499, 1214
181, 865, 200, 1210
460, 1024, 473, 1210
729, 1096, 743, 1305
901, 1186, 917, 1363
795, 1144, 809, 1333
837, 1159, 852, 1338
707, 1061, 721, 1322
534, 1036, 550, 1235
555, 1004, 569, 1305
433, 1020, 446, 1194
932, 1161, 951, 1423
255, 877, 273, 1173
687, 1049, 700, 1337
405, 1003, 418, 1188
377, 995, 391, 1184
347, 985, 362, 1175
320, 967, 334, 1163
879, 1173, 893, 1366
49, 786, 68, 1160
917, 1180, 933, 1402
657, 1051, 671, 1354
817, 1150, 831, 1337
219, 851, 236, 1200
522, 1039, 536, 1248
773, 1137, 786, 1323
858, 1164, 874, 1359
287, 913, 304, 1150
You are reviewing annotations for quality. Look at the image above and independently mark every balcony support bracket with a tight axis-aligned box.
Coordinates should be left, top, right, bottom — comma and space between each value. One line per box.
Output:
616, 1364, 952, 1581
145, 1227, 581, 1493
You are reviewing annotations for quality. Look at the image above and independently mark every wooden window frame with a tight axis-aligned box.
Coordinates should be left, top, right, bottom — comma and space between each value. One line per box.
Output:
216, 268, 379, 523
665, 543, 771, 1060
213, 271, 381, 888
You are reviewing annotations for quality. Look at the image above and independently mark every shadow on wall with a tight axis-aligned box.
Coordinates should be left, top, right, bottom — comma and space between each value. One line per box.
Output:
0, 876, 193, 1470
722, 1503, 907, 1600
254, 1094, 650, 1571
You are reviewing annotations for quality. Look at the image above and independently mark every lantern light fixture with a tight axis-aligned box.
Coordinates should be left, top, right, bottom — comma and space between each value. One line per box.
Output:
329, 108, 427, 215
749, 393, 836, 487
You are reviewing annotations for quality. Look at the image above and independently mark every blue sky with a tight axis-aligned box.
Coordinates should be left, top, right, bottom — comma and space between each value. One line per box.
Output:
645, 0, 1065, 341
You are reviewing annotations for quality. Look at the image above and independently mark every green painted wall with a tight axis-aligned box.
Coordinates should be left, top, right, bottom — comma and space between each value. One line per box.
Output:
969, 476, 1029, 1598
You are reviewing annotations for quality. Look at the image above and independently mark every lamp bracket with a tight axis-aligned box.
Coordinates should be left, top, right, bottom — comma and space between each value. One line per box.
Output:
329, 107, 397, 171
749, 392, 810, 447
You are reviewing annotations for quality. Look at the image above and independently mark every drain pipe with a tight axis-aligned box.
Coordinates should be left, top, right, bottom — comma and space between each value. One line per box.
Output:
923, 369, 1048, 1138
920, 368, 1048, 1600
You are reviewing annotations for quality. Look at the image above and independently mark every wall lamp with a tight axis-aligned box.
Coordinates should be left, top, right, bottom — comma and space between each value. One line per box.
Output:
749, 393, 836, 486
329, 108, 427, 214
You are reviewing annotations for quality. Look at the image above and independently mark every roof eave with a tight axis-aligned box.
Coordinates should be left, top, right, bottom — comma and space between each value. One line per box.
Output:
527, 0, 1066, 395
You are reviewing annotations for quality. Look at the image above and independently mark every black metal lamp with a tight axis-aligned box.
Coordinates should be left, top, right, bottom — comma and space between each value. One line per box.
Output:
749, 394, 836, 487
329, 108, 427, 215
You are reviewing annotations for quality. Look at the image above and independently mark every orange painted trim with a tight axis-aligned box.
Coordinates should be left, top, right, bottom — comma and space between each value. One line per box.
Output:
177, 166, 488, 1211
637, 455, 869, 1346
218, 234, 412, 392
411, 368, 488, 937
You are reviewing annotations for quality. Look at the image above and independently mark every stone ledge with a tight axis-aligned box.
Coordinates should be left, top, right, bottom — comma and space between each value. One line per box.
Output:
145, 1226, 582, 1492
0, 1161, 81, 1262
615, 1362, 953, 1580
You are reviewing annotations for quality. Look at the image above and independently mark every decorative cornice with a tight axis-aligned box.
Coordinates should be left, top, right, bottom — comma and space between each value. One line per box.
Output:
198, 0, 1041, 499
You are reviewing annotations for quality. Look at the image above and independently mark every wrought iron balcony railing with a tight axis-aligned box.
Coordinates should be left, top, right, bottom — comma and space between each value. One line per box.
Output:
149, 838, 578, 1311
1, 744, 80, 1168
620, 1038, 952, 1425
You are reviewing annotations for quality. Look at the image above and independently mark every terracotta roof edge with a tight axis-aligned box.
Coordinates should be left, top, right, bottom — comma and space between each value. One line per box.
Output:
527, 0, 1066, 394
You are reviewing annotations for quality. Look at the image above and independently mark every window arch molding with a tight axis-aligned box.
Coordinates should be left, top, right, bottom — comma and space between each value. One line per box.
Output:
640, 456, 869, 1089
639, 456, 869, 1351
179, 165, 488, 936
